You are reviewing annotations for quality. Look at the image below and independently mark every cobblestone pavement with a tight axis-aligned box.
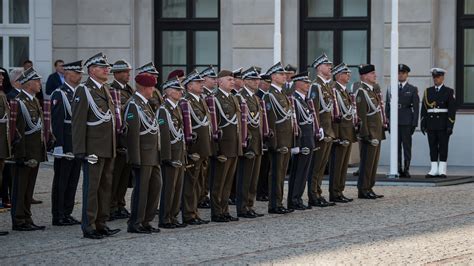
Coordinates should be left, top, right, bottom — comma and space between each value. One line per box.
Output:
0, 164, 473, 264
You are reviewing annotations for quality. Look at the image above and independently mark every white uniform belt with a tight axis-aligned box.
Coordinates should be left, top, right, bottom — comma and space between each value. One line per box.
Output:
427, 109, 448, 113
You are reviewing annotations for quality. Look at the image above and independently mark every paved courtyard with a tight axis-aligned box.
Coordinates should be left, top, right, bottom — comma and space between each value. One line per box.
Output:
0, 164, 473, 264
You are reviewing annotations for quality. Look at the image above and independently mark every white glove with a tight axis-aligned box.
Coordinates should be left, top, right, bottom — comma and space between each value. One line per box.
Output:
318, 128, 325, 141
53, 146, 64, 156
291, 147, 300, 155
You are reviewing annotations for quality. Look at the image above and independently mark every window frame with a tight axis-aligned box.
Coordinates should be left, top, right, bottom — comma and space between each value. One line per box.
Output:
456, 0, 474, 109
154, 0, 220, 84
299, 0, 371, 76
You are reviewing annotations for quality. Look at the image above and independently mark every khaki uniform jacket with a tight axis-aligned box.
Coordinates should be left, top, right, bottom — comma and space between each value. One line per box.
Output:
356, 82, 385, 141
72, 77, 116, 158
12, 91, 47, 162
264, 84, 293, 150
239, 87, 263, 156
185, 93, 212, 157
215, 88, 242, 157
334, 83, 357, 143
310, 76, 335, 139
0, 90, 11, 159
158, 99, 185, 162
124, 94, 160, 166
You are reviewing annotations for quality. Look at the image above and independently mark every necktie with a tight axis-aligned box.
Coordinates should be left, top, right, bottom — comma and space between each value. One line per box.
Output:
399, 83, 403, 91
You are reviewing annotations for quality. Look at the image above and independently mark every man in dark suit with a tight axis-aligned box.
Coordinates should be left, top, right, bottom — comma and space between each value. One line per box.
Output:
46, 60, 65, 96
421, 68, 456, 178
50, 60, 83, 226
386, 64, 420, 178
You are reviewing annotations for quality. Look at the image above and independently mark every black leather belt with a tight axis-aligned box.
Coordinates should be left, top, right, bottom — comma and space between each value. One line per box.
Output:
398, 104, 413, 109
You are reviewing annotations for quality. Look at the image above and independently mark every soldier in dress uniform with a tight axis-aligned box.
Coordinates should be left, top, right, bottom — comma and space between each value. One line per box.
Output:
0, 69, 10, 235
256, 73, 271, 202
210, 70, 242, 222
109, 60, 134, 220
136, 62, 163, 112
157, 77, 187, 229
355, 64, 385, 199
263, 62, 294, 214
328, 63, 356, 203
287, 72, 314, 211
235, 67, 265, 218
72, 53, 120, 239
50, 60, 84, 226
181, 70, 211, 225
421, 68, 456, 178
123, 73, 161, 234
307, 53, 336, 207
196, 66, 218, 209
10, 68, 47, 231
386, 64, 420, 178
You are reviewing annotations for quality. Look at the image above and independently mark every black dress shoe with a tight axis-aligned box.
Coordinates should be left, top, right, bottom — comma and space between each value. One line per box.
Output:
112, 210, 129, 220
228, 198, 236, 205
0, 231, 8, 236
12, 224, 34, 231
399, 171, 406, 177
31, 198, 42, 204
65, 215, 81, 225
237, 212, 257, 218
83, 230, 104, 239
330, 196, 349, 203
358, 191, 376, 199
174, 222, 188, 228
184, 218, 202, 225
98, 226, 120, 236
439, 174, 447, 178
283, 207, 294, 213
211, 215, 229, 223
119, 208, 131, 218
197, 217, 210, 224
158, 223, 176, 229
290, 204, 307, 211
30, 223, 46, 230
341, 195, 353, 202
249, 210, 264, 217
425, 174, 437, 178
197, 201, 211, 209
370, 191, 384, 198
127, 225, 151, 234
53, 218, 74, 226
143, 225, 160, 233
256, 195, 269, 202
223, 214, 239, 221
309, 199, 329, 207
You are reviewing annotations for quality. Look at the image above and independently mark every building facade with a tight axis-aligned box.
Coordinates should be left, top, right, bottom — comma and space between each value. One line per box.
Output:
1, 0, 473, 166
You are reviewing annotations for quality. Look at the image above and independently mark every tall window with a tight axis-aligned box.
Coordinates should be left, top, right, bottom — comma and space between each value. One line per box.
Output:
300, 0, 370, 84
155, 0, 220, 83
0, 0, 31, 71
457, 0, 474, 109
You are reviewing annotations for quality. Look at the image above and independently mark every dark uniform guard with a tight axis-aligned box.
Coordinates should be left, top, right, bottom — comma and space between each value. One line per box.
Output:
386, 64, 420, 178
50, 60, 83, 226
72, 53, 120, 239
355, 64, 385, 199
124, 74, 161, 234
0, 69, 10, 235
157, 77, 187, 229
263, 62, 294, 214
235, 67, 265, 218
421, 68, 456, 178
109, 60, 134, 220
287, 72, 314, 210
136, 62, 163, 113
181, 70, 211, 225
308, 53, 336, 207
197, 66, 218, 209
210, 70, 242, 222
11, 68, 47, 231
256, 73, 271, 202
329, 63, 356, 203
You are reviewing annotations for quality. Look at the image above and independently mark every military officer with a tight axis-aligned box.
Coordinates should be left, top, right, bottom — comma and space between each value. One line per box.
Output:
136, 62, 163, 112
235, 67, 265, 218
72, 53, 120, 239
328, 63, 356, 203
10, 68, 47, 231
355, 64, 385, 199
307, 53, 336, 207
210, 70, 242, 222
109, 60, 134, 220
421, 68, 456, 178
287, 72, 314, 211
124, 73, 161, 234
197, 66, 218, 209
232, 68, 244, 92
50, 60, 83, 226
256, 74, 271, 202
263, 62, 294, 214
0, 69, 10, 235
386, 64, 420, 178
157, 77, 187, 229
284, 64, 297, 83
181, 70, 211, 225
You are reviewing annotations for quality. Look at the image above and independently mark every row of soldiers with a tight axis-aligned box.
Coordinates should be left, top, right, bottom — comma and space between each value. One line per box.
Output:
0, 51, 456, 238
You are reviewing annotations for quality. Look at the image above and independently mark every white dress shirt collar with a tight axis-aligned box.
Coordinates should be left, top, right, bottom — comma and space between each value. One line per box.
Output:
136, 91, 148, 104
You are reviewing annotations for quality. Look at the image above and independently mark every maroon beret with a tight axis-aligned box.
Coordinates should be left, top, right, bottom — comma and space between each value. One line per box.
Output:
135, 73, 157, 87
167, 69, 185, 80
